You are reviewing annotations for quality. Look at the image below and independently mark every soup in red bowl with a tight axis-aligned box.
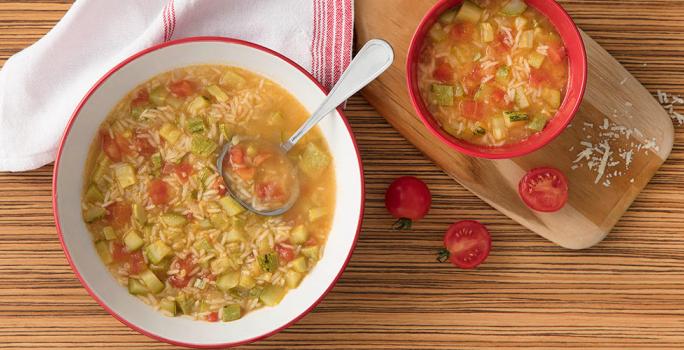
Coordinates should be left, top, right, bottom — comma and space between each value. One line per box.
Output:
407, 0, 587, 159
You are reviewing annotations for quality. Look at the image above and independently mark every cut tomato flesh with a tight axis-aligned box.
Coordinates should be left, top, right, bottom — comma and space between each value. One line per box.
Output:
518, 167, 569, 212
443, 220, 491, 269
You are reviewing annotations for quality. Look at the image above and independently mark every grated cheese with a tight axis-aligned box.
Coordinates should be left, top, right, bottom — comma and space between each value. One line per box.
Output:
656, 90, 684, 125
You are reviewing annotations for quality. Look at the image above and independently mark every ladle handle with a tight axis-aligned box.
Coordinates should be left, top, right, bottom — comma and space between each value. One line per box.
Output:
281, 39, 394, 152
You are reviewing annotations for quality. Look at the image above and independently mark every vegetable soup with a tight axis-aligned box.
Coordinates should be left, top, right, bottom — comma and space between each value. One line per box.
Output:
417, 0, 569, 146
81, 65, 335, 322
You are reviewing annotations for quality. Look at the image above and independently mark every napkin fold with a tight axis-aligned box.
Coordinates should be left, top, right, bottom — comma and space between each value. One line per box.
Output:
0, 0, 354, 172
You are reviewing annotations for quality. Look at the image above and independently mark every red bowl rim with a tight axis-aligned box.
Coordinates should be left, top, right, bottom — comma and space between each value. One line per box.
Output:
51, 36, 365, 349
406, 0, 588, 159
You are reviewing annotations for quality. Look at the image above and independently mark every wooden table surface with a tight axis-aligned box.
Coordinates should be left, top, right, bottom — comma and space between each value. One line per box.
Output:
1, 1, 684, 349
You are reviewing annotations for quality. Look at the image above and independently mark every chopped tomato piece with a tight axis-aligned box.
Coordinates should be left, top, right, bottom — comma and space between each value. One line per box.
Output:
134, 135, 156, 157
106, 202, 131, 229
229, 147, 245, 165
131, 89, 149, 106
547, 44, 567, 64
490, 88, 511, 108
148, 179, 170, 205
235, 167, 256, 180
101, 131, 122, 162
529, 69, 547, 87
206, 312, 219, 322
450, 23, 474, 42
460, 99, 484, 120
114, 134, 133, 156
168, 255, 196, 289
164, 162, 193, 182
433, 62, 454, 82
256, 181, 285, 202
112, 242, 129, 263
169, 80, 195, 97
213, 178, 227, 196
464, 66, 482, 93
128, 251, 146, 275
275, 244, 295, 263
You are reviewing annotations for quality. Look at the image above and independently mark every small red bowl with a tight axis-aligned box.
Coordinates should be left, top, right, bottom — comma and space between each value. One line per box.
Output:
407, 0, 587, 159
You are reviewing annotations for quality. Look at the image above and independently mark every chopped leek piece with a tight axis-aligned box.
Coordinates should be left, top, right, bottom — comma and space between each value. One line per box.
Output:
114, 164, 136, 189
501, 0, 528, 16
128, 279, 148, 294
146, 240, 172, 264
301, 246, 320, 261
216, 271, 241, 291
480, 22, 494, 42
290, 225, 308, 245
220, 71, 247, 89
140, 270, 164, 293
504, 111, 529, 122
285, 270, 303, 288
191, 135, 217, 157
123, 231, 144, 251
219, 196, 245, 216
186, 118, 205, 133
161, 213, 187, 227
528, 52, 545, 69
431, 84, 454, 106
84, 206, 106, 223
291, 256, 308, 273
95, 241, 112, 264
259, 284, 286, 306
221, 304, 241, 321
102, 226, 117, 241
159, 123, 182, 144
527, 116, 548, 132
258, 252, 279, 273
455, 1, 483, 23
298, 143, 331, 177
85, 185, 104, 202
206, 85, 229, 102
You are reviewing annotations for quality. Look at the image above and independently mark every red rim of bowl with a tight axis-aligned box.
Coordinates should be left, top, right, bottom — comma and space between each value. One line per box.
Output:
51, 36, 365, 349
407, 0, 587, 159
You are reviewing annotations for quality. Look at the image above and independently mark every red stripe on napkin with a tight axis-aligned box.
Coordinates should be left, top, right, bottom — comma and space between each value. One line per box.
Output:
311, 0, 352, 91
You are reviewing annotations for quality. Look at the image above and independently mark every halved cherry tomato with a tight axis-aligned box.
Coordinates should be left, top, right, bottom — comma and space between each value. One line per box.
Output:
206, 312, 219, 322
433, 62, 454, 82
385, 176, 431, 230
169, 80, 195, 97
460, 99, 483, 120
518, 167, 569, 212
450, 22, 474, 42
148, 179, 170, 205
168, 255, 196, 289
135, 135, 156, 157
128, 251, 146, 275
106, 202, 131, 229
438, 220, 491, 269
275, 244, 295, 263
101, 132, 122, 162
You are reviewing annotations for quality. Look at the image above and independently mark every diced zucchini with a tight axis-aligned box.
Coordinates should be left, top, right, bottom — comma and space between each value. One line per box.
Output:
285, 270, 303, 289
496, 66, 510, 84
504, 111, 529, 122
193, 238, 214, 252
259, 284, 286, 306
515, 16, 529, 30
290, 256, 308, 273
501, 0, 528, 16
91, 157, 109, 184
473, 126, 487, 136
453, 83, 465, 97
159, 123, 182, 144
528, 52, 545, 69
84, 206, 106, 223
219, 196, 245, 216
210, 257, 232, 275
438, 8, 457, 24
455, 1, 482, 23
221, 304, 241, 321
114, 164, 136, 189
207, 85, 229, 102
176, 294, 194, 315
159, 298, 177, 316
298, 143, 331, 177
150, 86, 169, 106
161, 213, 187, 227
301, 246, 320, 261
140, 270, 164, 294
209, 213, 230, 230
515, 87, 530, 109
308, 207, 327, 222
544, 88, 562, 109
431, 84, 454, 106
186, 118, 205, 134
102, 226, 117, 240
519, 30, 534, 48
527, 116, 548, 132
258, 252, 279, 273
480, 22, 494, 43
491, 116, 507, 141
166, 96, 183, 109
220, 71, 247, 89
146, 240, 172, 264
151, 153, 163, 170
224, 228, 245, 243
238, 274, 256, 289
191, 135, 217, 157
188, 96, 210, 115
216, 271, 241, 291
128, 278, 148, 295
85, 185, 104, 202
428, 23, 448, 42
132, 203, 146, 224
290, 225, 308, 245
123, 231, 144, 251
95, 241, 113, 264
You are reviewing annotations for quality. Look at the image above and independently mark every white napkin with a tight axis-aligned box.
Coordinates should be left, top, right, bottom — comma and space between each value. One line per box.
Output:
0, 0, 354, 172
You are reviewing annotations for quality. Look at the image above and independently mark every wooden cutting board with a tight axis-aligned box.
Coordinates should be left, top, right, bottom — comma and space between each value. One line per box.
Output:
356, 0, 674, 249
